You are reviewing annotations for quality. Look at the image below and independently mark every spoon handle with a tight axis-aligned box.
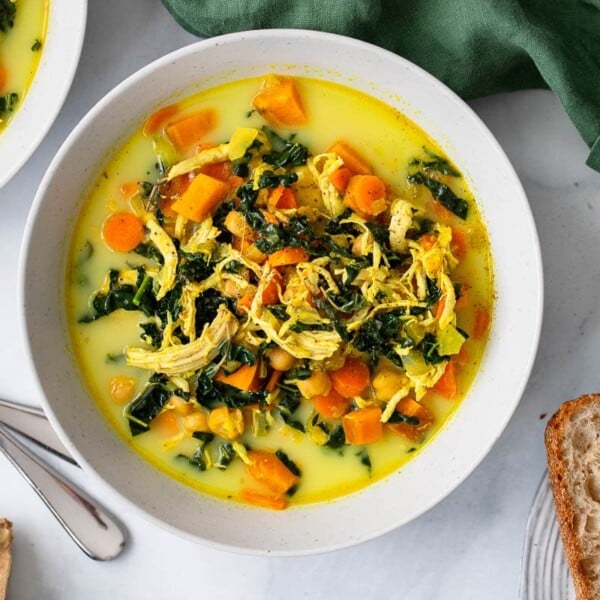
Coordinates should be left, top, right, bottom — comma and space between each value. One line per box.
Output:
0, 398, 76, 465
0, 423, 126, 560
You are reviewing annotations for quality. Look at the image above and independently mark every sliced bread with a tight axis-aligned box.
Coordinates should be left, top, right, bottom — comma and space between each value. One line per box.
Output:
546, 394, 600, 600
0, 519, 12, 600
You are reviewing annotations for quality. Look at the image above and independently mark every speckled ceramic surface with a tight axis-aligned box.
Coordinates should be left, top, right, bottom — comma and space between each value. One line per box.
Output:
0, 0, 87, 187
19, 30, 542, 555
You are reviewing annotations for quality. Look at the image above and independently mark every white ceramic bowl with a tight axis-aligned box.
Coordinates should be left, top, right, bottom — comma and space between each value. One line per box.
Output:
0, 0, 87, 187
20, 30, 543, 555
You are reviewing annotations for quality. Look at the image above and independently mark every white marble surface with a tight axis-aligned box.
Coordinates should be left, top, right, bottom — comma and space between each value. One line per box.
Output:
1, 1, 599, 598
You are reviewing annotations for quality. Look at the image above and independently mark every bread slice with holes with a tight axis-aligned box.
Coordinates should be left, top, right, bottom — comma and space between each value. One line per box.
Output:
546, 394, 600, 600
0, 519, 12, 600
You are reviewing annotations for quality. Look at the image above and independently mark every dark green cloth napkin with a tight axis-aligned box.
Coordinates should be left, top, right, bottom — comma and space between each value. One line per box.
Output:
162, 0, 600, 172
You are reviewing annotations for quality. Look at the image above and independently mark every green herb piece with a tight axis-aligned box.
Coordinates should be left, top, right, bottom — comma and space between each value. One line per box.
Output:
275, 450, 302, 477
0, 0, 16, 32
408, 172, 468, 220
31, 38, 42, 51
409, 147, 461, 177
215, 443, 235, 470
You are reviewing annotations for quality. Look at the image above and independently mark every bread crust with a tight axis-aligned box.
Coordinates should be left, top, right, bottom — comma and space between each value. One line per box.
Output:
0, 518, 13, 600
545, 394, 600, 600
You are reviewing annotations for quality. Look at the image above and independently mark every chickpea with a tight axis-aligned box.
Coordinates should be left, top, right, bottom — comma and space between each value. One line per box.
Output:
221, 278, 243, 298
352, 231, 373, 257
224, 210, 255, 240
297, 369, 331, 399
108, 375, 136, 404
266, 347, 296, 371
183, 409, 210, 433
372, 363, 409, 402
208, 406, 245, 440
168, 395, 194, 416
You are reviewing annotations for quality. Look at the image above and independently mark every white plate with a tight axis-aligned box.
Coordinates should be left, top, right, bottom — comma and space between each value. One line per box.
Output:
0, 0, 87, 187
21, 30, 543, 554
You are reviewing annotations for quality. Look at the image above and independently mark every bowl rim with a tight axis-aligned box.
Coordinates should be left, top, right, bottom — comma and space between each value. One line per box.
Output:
0, 0, 88, 188
19, 28, 544, 556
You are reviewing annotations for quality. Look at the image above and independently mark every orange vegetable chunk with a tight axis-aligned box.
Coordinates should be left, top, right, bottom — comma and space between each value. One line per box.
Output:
236, 292, 255, 314
433, 361, 457, 399
150, 410, 180, 437
119, 182, 138, 199
261, 271, 283, 305
103, 212, 145, 252
330, 356, 371, 398
328, 167, 353, 193
216, 362, 261, 392
252, 75, 307, 127
268, 247, 309, 267
342, 407, 383, 445
171, 173, 229, 222
201, 160, 232, 182
143, 103, 179, 136
240, 489, 287, 510
386, 397, 434, 441
344, 175, 387, 216
0, 65, 7, 93
328, 141, 373, 175
269, 185, 298, 209
246, 450, 299, 495
313, 388, 352, 419
473, 307, 491, 340
108, 375, 136, 404
166, 107, 217, 151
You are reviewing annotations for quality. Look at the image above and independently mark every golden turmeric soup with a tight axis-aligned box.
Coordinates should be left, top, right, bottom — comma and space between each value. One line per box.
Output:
67, 75, 494, 510
0, 0, 48, 132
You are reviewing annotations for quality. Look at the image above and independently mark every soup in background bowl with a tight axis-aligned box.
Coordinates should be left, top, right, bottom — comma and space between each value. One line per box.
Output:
21, 30, 542, 554
0, 0, 86, 187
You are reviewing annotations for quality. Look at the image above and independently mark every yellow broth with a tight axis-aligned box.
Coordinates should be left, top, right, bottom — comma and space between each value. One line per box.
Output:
0, 0, 48, 132
66, 75, 494, 507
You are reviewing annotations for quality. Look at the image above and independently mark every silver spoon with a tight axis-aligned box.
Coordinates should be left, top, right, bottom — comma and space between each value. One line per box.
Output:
0, 422, 127, 560
0, 398, 75, 465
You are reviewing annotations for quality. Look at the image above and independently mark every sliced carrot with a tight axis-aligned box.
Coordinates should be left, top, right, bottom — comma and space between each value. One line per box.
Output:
473, 307, 491, 340
119, 181, 138, 199
262, 271, 283, 305
228, 175, 245, 191
328, 141, 372, 175
344, 175, 387, 216
269, 185, 298, 209
328, 166, 353, 193
454, 284, 469, 310
166, 107, 217, 151
433, 361, 457, 399
246, 450, 299, 495
432, 198, 452, 221
386, 397, 434, 442
261, 210, 280, 225
201, 160, 232, 182
451, 227, 468, 260
171, 173, 229, 222
216, 362, 262, 392
236, 292, 255, 314
330, 356, 371, 398
342, 407, 383, 445
313, 388, 352, 419
103, 212, 145, 252
143, 103, 179, 136
150, 410, 180, 437
266, 370, 283, 393
0, 65, 7, 94
252, 75, 306, 127
435, 296, 446, 321
420, 233, 437, 251
268, 246, 309, 267
240, 489, 287, 510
